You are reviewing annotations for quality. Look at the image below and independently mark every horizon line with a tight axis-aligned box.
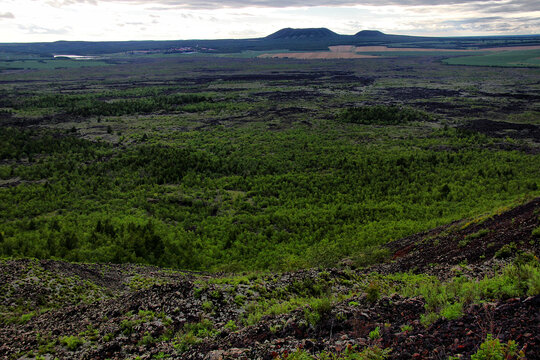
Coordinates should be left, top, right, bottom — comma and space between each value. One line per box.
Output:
1, 29, 540, 45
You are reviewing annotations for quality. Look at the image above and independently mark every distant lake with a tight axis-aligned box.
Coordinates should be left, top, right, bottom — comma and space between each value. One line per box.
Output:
53, 55, 100, 60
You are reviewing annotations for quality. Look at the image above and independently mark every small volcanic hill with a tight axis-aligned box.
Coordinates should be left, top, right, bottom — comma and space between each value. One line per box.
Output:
0, 199, 539, 359
355, 30, 386, 37
265, 27, 340, 40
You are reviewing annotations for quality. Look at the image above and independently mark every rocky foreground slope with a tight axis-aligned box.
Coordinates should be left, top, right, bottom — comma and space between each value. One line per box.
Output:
0, 198, 539, 360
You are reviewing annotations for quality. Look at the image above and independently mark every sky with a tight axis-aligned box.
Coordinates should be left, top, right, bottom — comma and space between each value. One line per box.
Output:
0, 0, 539, 43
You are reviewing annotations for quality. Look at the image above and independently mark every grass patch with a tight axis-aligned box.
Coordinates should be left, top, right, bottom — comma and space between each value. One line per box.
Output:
0, 59, 110, 70
443, 49, 540, 67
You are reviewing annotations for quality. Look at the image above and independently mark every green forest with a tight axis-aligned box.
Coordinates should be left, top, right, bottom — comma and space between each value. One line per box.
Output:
0, 56, 539, 271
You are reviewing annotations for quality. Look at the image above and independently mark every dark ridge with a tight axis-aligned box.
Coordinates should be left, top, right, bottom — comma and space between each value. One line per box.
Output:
265, 27, 339, 40
0, 29, 539, 55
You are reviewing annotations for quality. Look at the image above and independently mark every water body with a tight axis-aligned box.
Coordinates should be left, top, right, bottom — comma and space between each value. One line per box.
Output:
53, 55, 100, 60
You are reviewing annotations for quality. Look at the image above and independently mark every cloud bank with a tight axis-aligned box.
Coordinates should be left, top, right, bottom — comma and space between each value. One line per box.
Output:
1, 0, 537, 42
41, 0, 540, 11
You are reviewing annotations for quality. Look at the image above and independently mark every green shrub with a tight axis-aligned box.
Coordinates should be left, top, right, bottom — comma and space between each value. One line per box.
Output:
304, 296, 332, 326
277, 349, 313, 360
420, 312, 439, 327
471, 334, 524, 360
79, 324, 99, 341
458, 238, 469, 248
419, 280, 447, 312
495, 242, 517, 259
193, 287, 204, 298
174, 319, 217, 353
139, 332, 156, 346
523, 264, 540, 296
352, 247, 391, 268
311, 297, 332, 316
366, 282, 380, 304
202, 301, 213, 312
120, 319, 134, 334
440, 302, 463, 320
174, 332, 199, 353
275, 345, 391, 359
153, 351, 170, 359
467, 228, 489, 239
224, 320, 237, 331
356, 345, 392, 360
187, 318, 217, 338
209, 290, 223, 301
138, 310, 156, 320
234, 294, 247, 306
19, 311, 36, 324
59, 335, 85, 351
369, 326, 381, 340
400, 324, 413, 332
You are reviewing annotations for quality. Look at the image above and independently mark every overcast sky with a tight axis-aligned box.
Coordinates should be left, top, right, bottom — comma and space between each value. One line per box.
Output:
0, 0, 539, 42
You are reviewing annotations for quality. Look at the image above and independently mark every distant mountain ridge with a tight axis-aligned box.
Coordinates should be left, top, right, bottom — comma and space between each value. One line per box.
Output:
1, 27, 539, 56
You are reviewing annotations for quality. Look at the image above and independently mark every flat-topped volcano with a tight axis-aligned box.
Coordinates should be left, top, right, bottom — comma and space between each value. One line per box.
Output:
355, 30, 386, 37
265, 27, 339, 40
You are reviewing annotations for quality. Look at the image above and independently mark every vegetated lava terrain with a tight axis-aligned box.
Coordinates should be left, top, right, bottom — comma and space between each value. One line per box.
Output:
1, 53, 540, 360
0, 198, 538, 360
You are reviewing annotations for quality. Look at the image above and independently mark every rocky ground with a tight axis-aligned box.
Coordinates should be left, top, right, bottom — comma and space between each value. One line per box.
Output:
0, 198, 539, 360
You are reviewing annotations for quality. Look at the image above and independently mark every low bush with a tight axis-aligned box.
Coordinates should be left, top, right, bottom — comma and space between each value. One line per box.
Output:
275, 345, 391, 359
470, 334, 524, 360
59, 335, 85, 351
304, 296, 333, 327
440, 302, 463, 320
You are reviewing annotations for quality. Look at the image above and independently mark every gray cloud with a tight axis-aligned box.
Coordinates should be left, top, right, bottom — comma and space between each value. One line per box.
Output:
228, 29, 260, 37
229, 12, 257, 17
398, 14, 540, 35
442, 16, 540, 32
46, 0, 97, 6
156, 0, 539, 11
469, 1, 540, 14
19, 25, 71, 35
38, 0, 539, 11
118, 20, 156, 27
0, 12, 15, 19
